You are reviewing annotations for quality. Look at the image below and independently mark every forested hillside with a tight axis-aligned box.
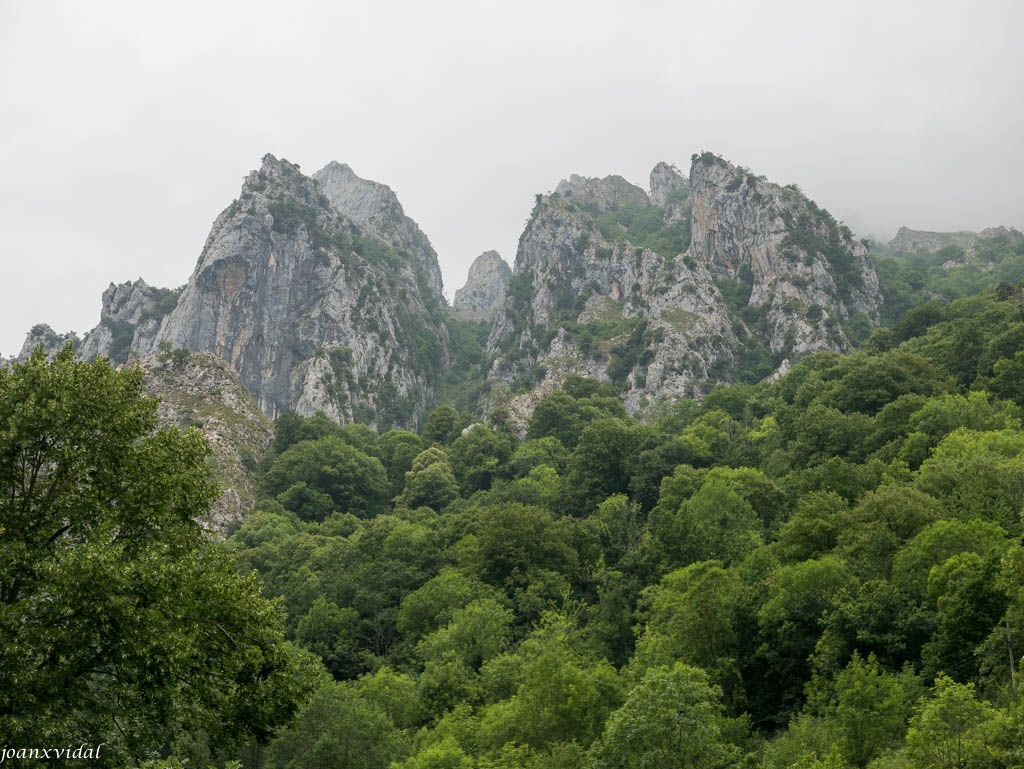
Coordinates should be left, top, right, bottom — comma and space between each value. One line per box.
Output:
6, 183, 1024, 766
204, 274, 1024, 769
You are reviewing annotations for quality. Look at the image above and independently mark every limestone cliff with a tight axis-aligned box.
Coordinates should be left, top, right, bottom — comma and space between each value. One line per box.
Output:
77, 279, 181, 363
312, 161, 444, 296
887, 225, 1023, 258
453, 251, 511, 323
152, 154, 450, 429
486, 153, 882, 428
486, 169, 737, 427
648, 162, 688, 208
689, 152, 880, 355
15, 324, 80, 361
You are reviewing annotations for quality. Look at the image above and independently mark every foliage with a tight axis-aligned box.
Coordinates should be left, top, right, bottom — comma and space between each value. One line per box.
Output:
592, 202, 692, 260
83, 273, 1024, 767
589, 663, 744, 769
0, 347, 315, 763
262, 436, 390, 519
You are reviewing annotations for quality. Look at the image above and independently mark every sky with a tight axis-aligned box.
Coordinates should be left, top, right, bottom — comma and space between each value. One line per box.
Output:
1, 0, 1021, 357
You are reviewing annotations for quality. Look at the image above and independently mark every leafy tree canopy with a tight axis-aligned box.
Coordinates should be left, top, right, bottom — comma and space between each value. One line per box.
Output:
0, 347, 316, 764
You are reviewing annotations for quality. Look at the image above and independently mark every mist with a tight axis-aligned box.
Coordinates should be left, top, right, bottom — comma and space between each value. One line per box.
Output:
2, 0, 1021, 356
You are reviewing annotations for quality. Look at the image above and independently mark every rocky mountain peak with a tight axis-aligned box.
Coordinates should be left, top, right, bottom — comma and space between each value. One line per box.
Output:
248, 154, 314, 197
453, 251, 511, 323
77, 278, 179, 363
16, 324, 80, 361
649, 162, 688, 207
887, 225, 1023, 257
553, 173, 650, 214
147, 154, 449, 428
313, 161, 397, 225
484, 151, 886, 432
313, 161, 443, 295
688, 151, 880, 354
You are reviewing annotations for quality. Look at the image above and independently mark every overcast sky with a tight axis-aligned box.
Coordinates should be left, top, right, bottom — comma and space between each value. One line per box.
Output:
1, 0, 1021, 357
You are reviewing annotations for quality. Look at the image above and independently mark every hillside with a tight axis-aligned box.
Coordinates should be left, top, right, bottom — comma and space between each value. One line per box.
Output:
221, 281, 1024, 769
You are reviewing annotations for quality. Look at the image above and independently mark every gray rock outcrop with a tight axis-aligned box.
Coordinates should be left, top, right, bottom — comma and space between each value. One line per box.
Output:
152, 154, 450, 428
14, 324, 81, 361
689, 152, 880, 355
312, 161, 444, 296
648, 162, 688, 208
452, 251, 511, 323
887, 225, 1023, 258
77, 279, 180, 363
486, 153, 883, 430
487, 167, 737, 429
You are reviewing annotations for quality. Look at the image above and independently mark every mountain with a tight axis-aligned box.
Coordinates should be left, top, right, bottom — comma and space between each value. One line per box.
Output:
887, 225, 1023, 257
44, 156, 450, 430
15, 323, 81, 360
311, 161, 444, 296
77, 279, 181, 364
452, 250, 511, 323
148, 156, 452, 430
14, 151, 891, 435
484, 152, 881, 428
149, 155, 450, 429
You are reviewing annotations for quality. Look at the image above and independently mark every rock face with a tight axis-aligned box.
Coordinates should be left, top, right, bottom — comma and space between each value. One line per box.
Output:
887, 225, 1023, 257
152, 154, 450, 428
453, 251, 511, 323
140, 350, 274, 536
486, 168, 737, 428
689, 152, 880, 355
648, 162, 688, 208
312, 161, 444, 296
15, 324, 81, 361
486, 153, 882, 430
11, 150, 889, 441
77, 279, 181, 363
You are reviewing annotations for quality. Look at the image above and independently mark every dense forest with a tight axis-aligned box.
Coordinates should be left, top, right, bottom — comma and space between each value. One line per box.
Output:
5, 232, 1024, 768
220, 235, 1024, 769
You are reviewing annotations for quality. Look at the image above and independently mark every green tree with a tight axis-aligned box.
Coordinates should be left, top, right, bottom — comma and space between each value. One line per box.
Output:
589, 662, 744, 769
460, 503, 579, 595
831, 653, 909, 767
397, 447, 460, 511
295, 598, 361, 679
653, 474, 763, 569
916, 428, 1024, 530
774, 491, 847, 564
903, 676, 999, 769
836, 484, 944, 580
753, 556, 855, 727
508, 436, 569, 477
448, 424, 512, 495
265, 679, 401, 769
397, 569, 501, 644
423, 405, 468, 446
632, 561, 745, 708
262, 436, 390, 519
477, 613, 623, 752
378, 429, 425, 495
395, 736, 474, 769
0, 347, 315, 762
562, 418, 640, 515
417, 598, 514, 672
